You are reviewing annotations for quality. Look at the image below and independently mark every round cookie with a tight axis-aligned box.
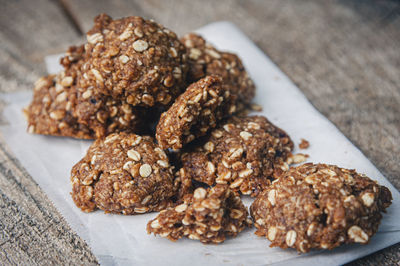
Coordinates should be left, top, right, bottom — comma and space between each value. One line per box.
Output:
181, 33, 255, 108
250, 163, 393, 253
156, 75, 236, 150
147, 185, 252, 244
79, 14, 188, 107
71, 133, 176, 214
179, 115, 293, 197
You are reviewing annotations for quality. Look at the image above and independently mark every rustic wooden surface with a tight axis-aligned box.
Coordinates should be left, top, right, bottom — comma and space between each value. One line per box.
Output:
0, 0, 399, 265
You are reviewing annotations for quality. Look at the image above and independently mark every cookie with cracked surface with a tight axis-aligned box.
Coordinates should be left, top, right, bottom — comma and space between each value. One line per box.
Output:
25, 45, 150, 139
79, 14, 187, 107
156, 75, 236, 150
250, 163, 392, 253
25, 46, 95, 139
181, 33, 255, 108
72, 87, 150, 138
179, 115, 293, 197
147, 185, 252, 244
71, 133, 176, 214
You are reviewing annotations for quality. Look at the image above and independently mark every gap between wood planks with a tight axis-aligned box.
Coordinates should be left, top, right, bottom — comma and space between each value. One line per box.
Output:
56, 0, 84, 36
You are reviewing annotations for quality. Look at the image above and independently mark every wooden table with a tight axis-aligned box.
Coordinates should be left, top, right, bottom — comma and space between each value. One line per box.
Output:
1, 0, 399, 264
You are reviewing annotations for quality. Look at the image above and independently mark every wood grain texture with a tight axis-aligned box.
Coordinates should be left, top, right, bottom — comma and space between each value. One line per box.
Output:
0, 0, 97, 264
0, 137, 98, 265
0, 0, 399, 265
0, 0, 82, 93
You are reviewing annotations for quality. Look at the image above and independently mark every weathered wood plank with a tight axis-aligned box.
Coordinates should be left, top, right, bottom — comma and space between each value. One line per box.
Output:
0, 137, 98, 265
0, 0, 83, 93
58, 0, 153, 34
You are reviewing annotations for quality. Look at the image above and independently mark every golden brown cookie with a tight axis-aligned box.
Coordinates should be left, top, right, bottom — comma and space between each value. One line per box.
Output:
156, 75, 236, 150
147, 184, 252, 244
181, 33, 255, 108
178, 115, 293, 197
71, 133, 175, 214
250, 163, 392, 253
79, 14, 188, 107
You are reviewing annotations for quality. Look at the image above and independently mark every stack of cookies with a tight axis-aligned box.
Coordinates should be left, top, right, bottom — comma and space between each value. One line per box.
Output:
25, 14, 392, 252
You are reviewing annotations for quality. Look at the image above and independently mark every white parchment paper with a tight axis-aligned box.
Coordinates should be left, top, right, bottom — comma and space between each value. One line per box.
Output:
1, 22, 399, 265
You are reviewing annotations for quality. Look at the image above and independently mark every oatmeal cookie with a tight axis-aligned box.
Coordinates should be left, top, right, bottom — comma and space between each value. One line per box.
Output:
181, 33, 255, 107
250, 163, 392, 253
25, 46, 95, 139
25, 46, 147, 139
156, 75, 236, 150
147, 185, 252, 244
179, 115, 293, 197
71, 133, 175, 214
79, 14, 187, 107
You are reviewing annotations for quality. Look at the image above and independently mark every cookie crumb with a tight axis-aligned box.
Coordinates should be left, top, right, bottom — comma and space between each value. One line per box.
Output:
299, 138, 310, 149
